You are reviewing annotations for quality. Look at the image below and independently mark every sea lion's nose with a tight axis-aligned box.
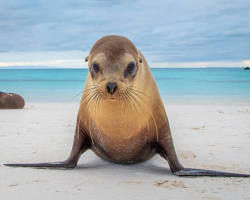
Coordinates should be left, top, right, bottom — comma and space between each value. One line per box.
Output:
106, 82, 117, 95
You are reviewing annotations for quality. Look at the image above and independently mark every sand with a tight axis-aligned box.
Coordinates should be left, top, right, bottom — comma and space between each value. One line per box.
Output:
1, 102, 250, 200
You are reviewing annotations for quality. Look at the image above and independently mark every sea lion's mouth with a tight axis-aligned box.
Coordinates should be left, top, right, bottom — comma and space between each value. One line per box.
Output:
105, 93, 118, 100
107, 97, 116, 101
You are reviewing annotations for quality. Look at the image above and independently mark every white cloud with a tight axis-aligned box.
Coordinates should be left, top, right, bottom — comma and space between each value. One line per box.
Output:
243, 60, 250, 66
1, 0, 250, 63
0, 51, 88, 68
0, 59, 87, 68
150, 61, 246, 68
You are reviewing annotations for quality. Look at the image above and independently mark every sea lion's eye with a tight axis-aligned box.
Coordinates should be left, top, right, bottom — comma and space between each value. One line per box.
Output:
91, 63, 100, 74
124, 62, 137, 78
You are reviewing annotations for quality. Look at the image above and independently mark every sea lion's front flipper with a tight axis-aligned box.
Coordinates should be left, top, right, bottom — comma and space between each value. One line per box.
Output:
4, 161, 77, 168
4, 120, 91, 169
157, 124, 250, 177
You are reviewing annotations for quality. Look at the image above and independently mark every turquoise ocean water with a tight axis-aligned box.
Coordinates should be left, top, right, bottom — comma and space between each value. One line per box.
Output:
0, 68, 250, 104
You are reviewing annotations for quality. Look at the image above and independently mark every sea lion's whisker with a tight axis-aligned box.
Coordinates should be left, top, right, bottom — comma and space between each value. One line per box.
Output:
125, 90, 136, 111
128, 89, 147, 113
127, 91, 145, 131
129, 87, 150, 99
97, 91, 103, 111
128, 89, 141, 111
71, 90, 84, 101
129, 92, 141, 112
84, 85, 99, 90
129, 90, 150, 107
122, 89, 130, 111
122, 88, 131, 112
83, 88, 100, 105
79, 92, 93, 107
130, 90, 155, 117
88, 92, 99, 113
123, 93, 130, 111
81, 90, 94, 101
80, 94, 96, 112
94, 93, 99, 113
94, 92, 102, 114
119, 89, 127, 112
129, 89, 159, 137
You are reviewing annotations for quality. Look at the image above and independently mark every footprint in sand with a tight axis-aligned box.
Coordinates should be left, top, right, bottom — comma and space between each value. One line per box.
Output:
8, 184, 18, 187
120, 180, 144, 185
155, 180, 188, 189
189, 125, 206, 130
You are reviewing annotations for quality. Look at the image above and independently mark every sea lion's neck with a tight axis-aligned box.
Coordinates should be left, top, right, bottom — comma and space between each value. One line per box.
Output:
85, 99, 153, 139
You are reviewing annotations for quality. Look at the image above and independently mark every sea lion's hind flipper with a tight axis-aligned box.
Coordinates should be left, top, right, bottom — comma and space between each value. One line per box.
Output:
4, 119, 91, 169
157, 125, 250, 177
174, 168, 250, 177
4, 160, 76, 169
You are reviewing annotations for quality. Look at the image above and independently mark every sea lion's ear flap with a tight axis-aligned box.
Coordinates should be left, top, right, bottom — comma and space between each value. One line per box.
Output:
137, 50, 143, 63
85, 56, 89, 62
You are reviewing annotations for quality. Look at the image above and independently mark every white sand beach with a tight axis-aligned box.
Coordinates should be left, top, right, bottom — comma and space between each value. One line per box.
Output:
1, 102, 250, 200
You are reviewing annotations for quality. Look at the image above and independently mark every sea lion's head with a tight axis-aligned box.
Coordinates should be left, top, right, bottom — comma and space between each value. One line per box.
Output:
80, 35, 165, 136
83, 35, 145, 105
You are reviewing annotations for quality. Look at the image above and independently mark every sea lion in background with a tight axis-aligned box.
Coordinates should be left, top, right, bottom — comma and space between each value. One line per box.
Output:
4, 35, 250, 177
0, 92, 25, 109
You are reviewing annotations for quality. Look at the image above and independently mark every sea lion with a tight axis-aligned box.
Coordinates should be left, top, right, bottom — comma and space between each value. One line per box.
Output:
4, 35, 250, 177
0, 92, 25, 109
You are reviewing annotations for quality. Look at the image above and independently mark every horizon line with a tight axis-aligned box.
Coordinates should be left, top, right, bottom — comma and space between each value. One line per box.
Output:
0, 66, 248, 70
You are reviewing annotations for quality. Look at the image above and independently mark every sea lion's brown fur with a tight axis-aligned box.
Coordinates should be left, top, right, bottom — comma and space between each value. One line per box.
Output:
78, 35, 166, 163
0, 92, 25, 109
4, 35, 250, 177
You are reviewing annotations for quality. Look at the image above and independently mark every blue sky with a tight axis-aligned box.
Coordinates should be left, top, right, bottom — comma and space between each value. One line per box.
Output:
0, 0, 250, 68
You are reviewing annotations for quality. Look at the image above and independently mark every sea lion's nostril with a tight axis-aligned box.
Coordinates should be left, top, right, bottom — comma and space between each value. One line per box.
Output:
106, 82, 117, 95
